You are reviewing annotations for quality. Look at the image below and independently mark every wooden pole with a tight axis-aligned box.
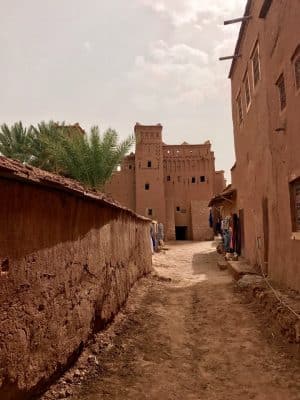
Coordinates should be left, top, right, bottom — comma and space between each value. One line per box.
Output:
224, 16, 252, 25
219, 55, 241, 61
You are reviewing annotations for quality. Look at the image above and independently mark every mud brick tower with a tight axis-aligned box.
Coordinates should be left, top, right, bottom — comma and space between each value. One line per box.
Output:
105, 123, 225, 241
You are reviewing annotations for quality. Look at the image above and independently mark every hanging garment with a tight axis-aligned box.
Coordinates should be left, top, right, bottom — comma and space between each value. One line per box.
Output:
209, 209, 213, 228
221, 216, 230, 231
231, 213, 238, 252
223, 229, 231, 252
157, 223, 164, 241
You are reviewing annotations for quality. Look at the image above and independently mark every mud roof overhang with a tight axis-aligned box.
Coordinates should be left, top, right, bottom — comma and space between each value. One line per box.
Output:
0, 156, 150, 222
208, 186, 237, 207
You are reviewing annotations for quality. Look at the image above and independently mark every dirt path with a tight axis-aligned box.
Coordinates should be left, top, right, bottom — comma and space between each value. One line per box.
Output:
68, 242, 300, 400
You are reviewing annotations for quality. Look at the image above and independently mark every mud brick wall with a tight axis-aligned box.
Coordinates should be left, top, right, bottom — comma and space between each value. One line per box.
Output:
191, 200, 214, 241
0, 164, 151, 399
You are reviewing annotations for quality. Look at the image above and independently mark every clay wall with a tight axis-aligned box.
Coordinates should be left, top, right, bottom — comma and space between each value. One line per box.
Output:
104, 170, 135, 209
163, 143, 217, 239
264, 0, 300, 289
134, 124, 166, 224
0, 161, 151, 399
231, 0, 272, 271
230, 0, 300, 289
191, 201, 214, 241
103, 124, 223, 242
214, 171, 226, 195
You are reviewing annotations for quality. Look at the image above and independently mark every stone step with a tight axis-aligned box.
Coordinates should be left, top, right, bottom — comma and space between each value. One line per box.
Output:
227, 260, 258, 280
217, 260, 229, 270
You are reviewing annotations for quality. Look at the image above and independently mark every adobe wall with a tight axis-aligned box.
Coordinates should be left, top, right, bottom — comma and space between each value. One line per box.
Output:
0, 177, 151, 399
104, 169, 136, 210
231, 0, 273, 272
230, 0, 300, 290
104, 155, 136, 211
214, 171, 226, 195
264, 0, 300, 289
191, 201, 214, 241
135, 124, 166, 225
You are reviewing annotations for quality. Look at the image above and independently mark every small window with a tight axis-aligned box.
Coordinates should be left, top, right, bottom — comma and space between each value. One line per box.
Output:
147, 160, 152, 168
145, 183, 150, 190
167, 175, 171, 181
176, 206, 180, 212
191, 177, 196, 183
129, 165, 132, 169
236, 92, 243, 124
294, 56, 300, 90
177, 176, 181, 182
290, 179, 300, 232
276, 74, 287, 110
148, 208, 153, 216
200, 176, 205, 182
252, 43, 261, 86
244, 72, 251, 108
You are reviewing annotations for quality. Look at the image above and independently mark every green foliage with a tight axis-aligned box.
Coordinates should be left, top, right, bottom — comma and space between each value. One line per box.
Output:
0, 122, 33, 163
29, 121, 66, 172
0, 121, 134, 190
51, 126, 134, 189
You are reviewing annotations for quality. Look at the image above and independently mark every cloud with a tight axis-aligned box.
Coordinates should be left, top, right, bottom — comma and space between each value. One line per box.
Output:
147, 40, 209, 65
83, 41, 92, 53
139, 0, 245, 26
129, 40, 215, 108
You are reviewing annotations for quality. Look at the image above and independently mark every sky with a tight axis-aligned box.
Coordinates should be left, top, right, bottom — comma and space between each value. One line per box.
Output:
0, 0, 246, 180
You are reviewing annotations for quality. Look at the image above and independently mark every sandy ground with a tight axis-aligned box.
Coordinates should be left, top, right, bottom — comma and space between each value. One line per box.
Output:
58, 241, 300, 400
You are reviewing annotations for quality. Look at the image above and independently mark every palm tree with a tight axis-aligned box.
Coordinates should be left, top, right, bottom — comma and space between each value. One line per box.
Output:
0, 122, 33, 163
51, 126, 134, 189
0, 120, 132, 190
29, 120, 66, 172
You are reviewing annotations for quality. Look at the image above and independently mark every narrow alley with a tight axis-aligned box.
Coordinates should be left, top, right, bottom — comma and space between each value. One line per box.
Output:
55, 242, 300, 400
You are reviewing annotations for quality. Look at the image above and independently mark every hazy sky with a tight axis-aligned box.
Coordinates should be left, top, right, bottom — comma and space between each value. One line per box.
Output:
1, 0, 245, 179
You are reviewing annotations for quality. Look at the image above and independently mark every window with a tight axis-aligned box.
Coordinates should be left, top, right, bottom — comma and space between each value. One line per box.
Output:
252, 43, 261, 86
276, 74, 287, 110
148, 208, 153, 216
147, 160, 152, 168
294, 56, 300, 90
290, 179, 300, 232
145, 183, 150, 190
244, 72, 251, 108
129, 165, 132, 169
200, 176, 205, 182
236, 92, 243, 124
176, 206, 180, 212
177, 176, 181, 182
167, 175, 171, 181
191, 177, 196, 183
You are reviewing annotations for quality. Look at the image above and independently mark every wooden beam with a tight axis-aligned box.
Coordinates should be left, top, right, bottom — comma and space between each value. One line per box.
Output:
219, 55, 241, 61
224, 16, 252, 25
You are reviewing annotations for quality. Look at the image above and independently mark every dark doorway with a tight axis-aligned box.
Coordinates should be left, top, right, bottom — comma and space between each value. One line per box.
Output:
175, 226, 187, 240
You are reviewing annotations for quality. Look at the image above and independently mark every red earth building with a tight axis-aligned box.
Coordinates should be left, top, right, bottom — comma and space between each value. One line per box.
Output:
105, 123, 225, 241
228, 0, 300, 290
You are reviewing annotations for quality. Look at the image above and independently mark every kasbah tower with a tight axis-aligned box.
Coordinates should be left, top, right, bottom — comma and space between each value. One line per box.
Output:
105, 123, 226, 241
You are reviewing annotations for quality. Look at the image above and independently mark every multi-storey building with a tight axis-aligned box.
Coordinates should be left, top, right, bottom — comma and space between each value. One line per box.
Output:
227, 0, 300, 289
105, 123, 225, 241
